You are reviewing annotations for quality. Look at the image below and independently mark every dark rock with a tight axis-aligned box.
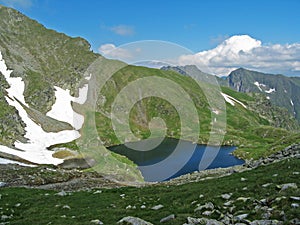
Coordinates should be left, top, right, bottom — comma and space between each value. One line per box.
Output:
58, 157, 96, 169
289, 218, 300, 225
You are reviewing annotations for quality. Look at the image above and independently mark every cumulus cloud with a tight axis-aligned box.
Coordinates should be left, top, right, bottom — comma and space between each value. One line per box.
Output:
178, 35, 300, 76
0, 0, 33, 8
109, 25, 135, 36
98, 43, 133, 60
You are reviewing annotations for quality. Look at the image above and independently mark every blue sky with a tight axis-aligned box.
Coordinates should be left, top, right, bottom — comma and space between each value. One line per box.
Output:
1, 0, 300, 76
1, 0, 299, 51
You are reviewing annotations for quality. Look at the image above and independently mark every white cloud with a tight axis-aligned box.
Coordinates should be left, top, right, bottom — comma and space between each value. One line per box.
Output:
98, 43, 133, 60
178, 35, 300, 76
109, 25, 134, 36
0, 0, 33, 8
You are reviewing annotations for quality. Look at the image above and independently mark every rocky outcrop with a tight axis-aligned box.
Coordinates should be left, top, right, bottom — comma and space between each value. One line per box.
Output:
245, 143, 300, 168
0, 164, 124, 191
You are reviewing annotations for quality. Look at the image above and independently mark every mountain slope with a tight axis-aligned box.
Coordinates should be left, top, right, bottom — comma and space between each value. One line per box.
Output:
162, 65, 299, 131
0, 5, 143, 182
227, 68, 300, 122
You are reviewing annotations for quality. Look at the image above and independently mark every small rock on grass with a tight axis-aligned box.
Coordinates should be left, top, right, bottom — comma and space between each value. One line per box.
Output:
184, 217, 223, 225
62, 205, 71, 210
250, 220, 283, 225
118, 216, 153, 225
151, 204, 164, 210
221, 193, 232, 200
290, 196, 300, 201
278, 183, 298, 191
55, 190, 68, 196
160, 214, 175, 223
194, 202, 214, 212
235, 213, 248, 221
90, 219, 104, 224
262, 183, 273, 188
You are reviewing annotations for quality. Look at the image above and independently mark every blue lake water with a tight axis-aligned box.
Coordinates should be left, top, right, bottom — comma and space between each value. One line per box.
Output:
108, 138, 244, 182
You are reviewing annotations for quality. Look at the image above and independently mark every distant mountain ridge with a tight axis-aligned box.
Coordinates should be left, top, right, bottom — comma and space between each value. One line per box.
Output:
162, 66, 300, 123
161, 65, 226, 85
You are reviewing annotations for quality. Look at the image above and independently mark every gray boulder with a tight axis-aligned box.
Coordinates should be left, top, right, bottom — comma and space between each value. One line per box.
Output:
117, 216, 153, 225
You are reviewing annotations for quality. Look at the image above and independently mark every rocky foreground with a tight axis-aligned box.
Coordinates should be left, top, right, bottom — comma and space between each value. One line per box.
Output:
0, 143, 299, 224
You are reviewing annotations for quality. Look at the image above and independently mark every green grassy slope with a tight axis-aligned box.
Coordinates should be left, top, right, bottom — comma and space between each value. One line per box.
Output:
90, 65, 300, 159
1, 158, 299, 224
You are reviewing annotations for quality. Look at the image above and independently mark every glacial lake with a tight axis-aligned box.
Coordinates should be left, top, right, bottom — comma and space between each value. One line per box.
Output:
108, 138, 244, 182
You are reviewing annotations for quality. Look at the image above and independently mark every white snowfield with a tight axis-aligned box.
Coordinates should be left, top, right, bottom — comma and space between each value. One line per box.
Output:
221, 92, 247, 108
254, 81, 276, 94
46, 84, 88, 130
0, 51, 87, 165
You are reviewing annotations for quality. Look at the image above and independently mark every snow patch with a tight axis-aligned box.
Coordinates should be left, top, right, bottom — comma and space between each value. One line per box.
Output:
0, 51, 83, 165
265, 88, 276, 94
254, 81, 266, 92
290, 99, 294, 106
0, 53, 27, 106
254, 82, 262, 91
266, 96, 270, 100
46, 86, 87, 130
221, 92, 247, 108
46, 75, 89, 129
0, 157, 35, 167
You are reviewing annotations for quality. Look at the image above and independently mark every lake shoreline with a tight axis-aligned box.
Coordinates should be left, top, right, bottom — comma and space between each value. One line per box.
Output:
0, 142, 298, 190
